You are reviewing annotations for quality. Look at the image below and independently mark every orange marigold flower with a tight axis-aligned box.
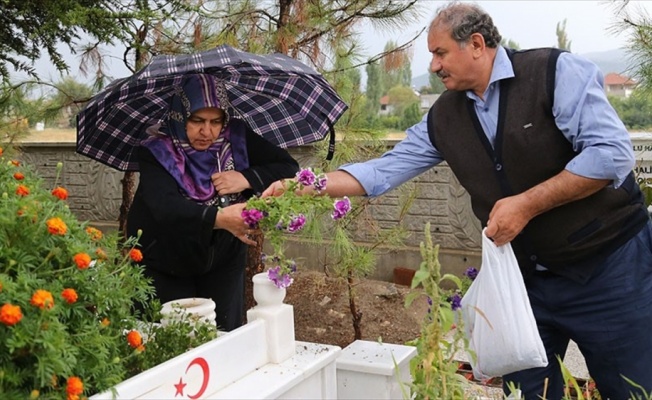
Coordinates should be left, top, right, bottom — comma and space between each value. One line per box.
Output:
16, 184, 30, 196
13, 172, 24, 180
51, 186, 68, 200
85, 226, 103, 241
61, 288, 78, 304
31, 289, 54, 310
0, 303, 22, 325
101, 317, 110, 327
66, 376, 83, 396
73, 253, 92, 270
0, 146, 3, 156
11, 160, 20, 166
126, 330, 142, 348
95, 248, 107, 260
67, 395, 79, 400
129, 249, 143, 263
46, 217, 67, 235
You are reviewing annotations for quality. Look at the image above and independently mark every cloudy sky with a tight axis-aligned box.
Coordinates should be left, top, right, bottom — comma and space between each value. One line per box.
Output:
361, 0, 652, 78
30, 0, 652, 82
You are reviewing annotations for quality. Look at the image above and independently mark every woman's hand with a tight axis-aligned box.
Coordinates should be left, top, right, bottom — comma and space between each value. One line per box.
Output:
214, 202, 258, 245
211, 171, 250, 195
261, 179, 290, 198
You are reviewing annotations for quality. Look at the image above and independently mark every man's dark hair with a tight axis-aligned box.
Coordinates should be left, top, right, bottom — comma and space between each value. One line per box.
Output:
430, 2, 502, 48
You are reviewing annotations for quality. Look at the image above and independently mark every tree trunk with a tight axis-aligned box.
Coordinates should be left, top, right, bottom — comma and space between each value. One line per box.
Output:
347, 271, 363, 340
118, 171, 136, 239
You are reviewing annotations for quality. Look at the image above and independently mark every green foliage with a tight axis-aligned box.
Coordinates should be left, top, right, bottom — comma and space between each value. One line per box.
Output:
638, 176, 652, 209
0, 0, 139, 80
404, 223, 470, 399
501, 38, 521, 50
556, 19, 572, 51
0, 148, 215, 398
401, 102, 422, 130
608, 93, 652, 130
243, 168, 354, 285
428, 72, 447, 94
365, 61, 384, 117
387, 85, 419, 116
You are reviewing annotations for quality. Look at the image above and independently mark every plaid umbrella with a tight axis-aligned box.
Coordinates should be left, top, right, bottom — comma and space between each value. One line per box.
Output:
76, 45, 348, 171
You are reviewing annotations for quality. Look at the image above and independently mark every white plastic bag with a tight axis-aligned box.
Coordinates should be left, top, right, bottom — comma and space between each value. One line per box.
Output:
460, 229, 548, 380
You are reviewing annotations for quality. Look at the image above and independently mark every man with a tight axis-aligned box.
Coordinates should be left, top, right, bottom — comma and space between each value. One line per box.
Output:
264, 2, 652, 399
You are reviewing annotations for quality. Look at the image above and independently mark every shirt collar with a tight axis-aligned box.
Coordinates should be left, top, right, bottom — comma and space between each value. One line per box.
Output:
466, 46, 515, 101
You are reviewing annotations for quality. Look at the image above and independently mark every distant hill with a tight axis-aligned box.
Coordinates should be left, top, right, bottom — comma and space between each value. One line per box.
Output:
581, 48, 636, 76
411, 48, 636, 90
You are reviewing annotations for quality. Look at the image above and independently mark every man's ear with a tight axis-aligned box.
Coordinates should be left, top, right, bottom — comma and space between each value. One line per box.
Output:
470, 32, 486, 57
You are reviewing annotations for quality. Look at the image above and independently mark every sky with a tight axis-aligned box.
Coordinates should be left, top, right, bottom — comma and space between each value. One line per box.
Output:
359, 0, 651, 78
28, 0, 652, 83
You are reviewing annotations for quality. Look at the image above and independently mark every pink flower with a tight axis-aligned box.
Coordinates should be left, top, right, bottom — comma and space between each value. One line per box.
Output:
296, 168, 316, 187
242, 208, 265, 228
287, 214, 306, 233
314, 174, 328, 192
331, 197, 351, 220
268, 266, 294, 289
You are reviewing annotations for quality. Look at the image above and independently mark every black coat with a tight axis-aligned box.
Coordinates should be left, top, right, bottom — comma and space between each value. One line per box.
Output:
126, 127, 300, 278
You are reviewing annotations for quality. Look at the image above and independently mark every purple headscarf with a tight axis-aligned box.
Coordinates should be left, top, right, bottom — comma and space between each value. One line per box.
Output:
141, 74, 239, 204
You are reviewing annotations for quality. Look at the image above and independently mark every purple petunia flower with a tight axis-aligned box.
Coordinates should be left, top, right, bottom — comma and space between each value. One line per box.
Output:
314, 174, 328, 192
448, 293, 462, 311
268, 265, 294, 289
287, 214, 306, 232
242, 208, 265, 228
331, 197, 351, 220
464, 267, 478, 280
296, 168, 316, 187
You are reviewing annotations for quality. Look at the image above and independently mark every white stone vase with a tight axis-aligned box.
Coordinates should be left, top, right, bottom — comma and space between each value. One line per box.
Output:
160, 297, 217, 327
252, 272, 286, 307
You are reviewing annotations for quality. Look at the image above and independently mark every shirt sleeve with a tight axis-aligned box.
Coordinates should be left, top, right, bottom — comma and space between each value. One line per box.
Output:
339, 114, 443, 197
553, 52, 635, 188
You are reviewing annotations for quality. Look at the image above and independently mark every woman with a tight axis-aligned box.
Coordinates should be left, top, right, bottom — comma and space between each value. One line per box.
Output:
127, 74, 299, 331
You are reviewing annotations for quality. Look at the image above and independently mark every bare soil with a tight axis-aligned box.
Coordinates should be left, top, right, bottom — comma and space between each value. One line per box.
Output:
283, 269, 430, 349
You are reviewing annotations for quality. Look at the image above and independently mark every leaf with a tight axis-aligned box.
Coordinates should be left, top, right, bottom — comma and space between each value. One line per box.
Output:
404, 290, 422, 308
412, 270, 430, 288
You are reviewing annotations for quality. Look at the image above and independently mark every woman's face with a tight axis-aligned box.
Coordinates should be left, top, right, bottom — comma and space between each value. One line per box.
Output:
185, 107, 225, 151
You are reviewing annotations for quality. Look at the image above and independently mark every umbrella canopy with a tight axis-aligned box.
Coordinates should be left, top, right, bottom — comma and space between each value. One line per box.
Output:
76, 45, 348, 171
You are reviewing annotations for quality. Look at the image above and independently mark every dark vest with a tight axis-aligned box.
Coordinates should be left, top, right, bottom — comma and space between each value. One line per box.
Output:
427, 47, 648, 282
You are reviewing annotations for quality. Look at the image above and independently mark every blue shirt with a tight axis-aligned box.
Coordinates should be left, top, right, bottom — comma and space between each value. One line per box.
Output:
341, 47, 635, 197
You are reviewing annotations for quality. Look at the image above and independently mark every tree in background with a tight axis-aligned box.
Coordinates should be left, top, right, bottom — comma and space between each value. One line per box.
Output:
556, 19, 572, 51
363, 61, 384, 126
45, 78, 94, 128
610, 1, 652, 91
0, 0, 141, 82
608, 92, 652, 130
401, 101, 422, 130
379, 40, 414, 90
427, 72, 447, 94
501, 38, 521, 50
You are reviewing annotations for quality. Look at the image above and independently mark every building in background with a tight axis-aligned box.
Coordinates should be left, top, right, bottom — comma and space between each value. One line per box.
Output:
604, 72, 637, 98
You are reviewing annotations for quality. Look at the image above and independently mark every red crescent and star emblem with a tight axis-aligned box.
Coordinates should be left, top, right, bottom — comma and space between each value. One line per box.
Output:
173, 357, 210, 399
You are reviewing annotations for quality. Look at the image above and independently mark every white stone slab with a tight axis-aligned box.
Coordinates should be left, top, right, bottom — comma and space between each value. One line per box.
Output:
90, 320, 269, 399
336, 340, 417, 400
631, 132, 652, 180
